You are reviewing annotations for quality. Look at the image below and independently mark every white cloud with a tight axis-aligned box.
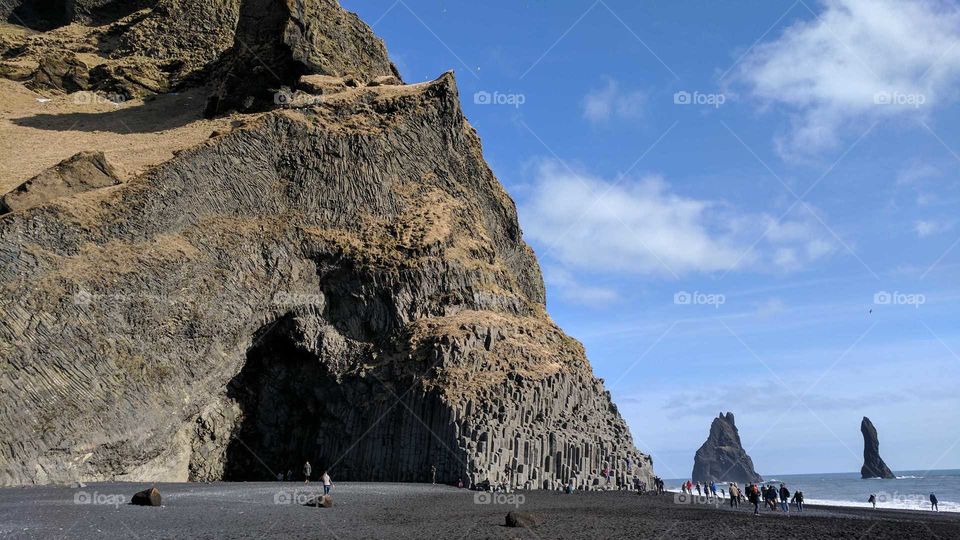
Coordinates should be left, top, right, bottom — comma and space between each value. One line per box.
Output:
518, 160, 834, 276
914, 219, 953, 237
737, 0, 960, 157
896, 162, 941, 185
542, 265, 619, 307
582, 78, 645, 123
754, 297, 787, 318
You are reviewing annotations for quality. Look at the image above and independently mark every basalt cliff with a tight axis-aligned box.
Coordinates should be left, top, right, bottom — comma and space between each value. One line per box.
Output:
860, 417, 895, 479
692, 412, 762, 484
0, 0, 653, 489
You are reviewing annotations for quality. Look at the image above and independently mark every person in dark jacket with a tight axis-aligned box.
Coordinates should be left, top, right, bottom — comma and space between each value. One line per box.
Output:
868, 493, 877, 509
791, 490, 804, 512
748, 484, 761, 515
930, 493, 939, 511
779, 484, 790, 512
765, 485, 778, 511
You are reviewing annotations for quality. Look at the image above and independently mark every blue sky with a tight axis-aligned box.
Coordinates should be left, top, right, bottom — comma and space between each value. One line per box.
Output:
341, 0, 960, 476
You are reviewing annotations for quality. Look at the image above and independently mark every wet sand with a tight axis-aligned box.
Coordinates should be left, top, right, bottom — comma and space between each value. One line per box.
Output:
0, 482, 956, 539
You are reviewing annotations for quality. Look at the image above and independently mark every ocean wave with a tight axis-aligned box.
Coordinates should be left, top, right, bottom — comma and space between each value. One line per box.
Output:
665, 488, 956, 513
803, 497, 956, 513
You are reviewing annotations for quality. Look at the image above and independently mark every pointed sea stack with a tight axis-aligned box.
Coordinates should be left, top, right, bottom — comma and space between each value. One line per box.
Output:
860, 417, 896, 479
692, 412, 763, 484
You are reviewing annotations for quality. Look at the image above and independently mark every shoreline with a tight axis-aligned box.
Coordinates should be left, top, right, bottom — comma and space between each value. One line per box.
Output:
2, 481, 958, 539
664, 487, 956, 514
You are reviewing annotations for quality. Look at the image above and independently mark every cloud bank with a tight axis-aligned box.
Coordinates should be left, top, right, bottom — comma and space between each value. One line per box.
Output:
737, 0, 960, 157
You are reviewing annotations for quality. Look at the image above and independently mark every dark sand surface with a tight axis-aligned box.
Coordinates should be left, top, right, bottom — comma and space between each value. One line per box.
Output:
0, 482, 956, 539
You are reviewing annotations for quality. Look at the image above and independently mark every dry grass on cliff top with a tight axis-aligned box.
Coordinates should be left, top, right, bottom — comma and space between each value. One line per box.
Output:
0, 79, 239, 194
407, 309, 589, 396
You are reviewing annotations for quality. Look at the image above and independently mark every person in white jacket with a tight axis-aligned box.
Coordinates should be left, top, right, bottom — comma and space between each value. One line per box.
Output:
322, 471, 333, 495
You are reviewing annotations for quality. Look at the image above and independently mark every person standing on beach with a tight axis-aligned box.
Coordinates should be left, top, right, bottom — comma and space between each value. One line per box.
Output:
321, 470, 332, 495
930, 493, 939, 511
430, 464, 436, 484
729, 483, 740, 508
868, 493, 877, 509
748, 484, 760, 515
710, 481, 717, 499
303, 461, 312, 484
695, 482, 702, 496
765, 485, 778, 511
779, 484, 790, 512
792, 490, 804, 512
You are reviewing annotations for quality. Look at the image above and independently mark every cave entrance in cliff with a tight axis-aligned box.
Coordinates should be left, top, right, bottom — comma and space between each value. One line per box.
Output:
222, 316, 345, 481
8, 0, 71, 30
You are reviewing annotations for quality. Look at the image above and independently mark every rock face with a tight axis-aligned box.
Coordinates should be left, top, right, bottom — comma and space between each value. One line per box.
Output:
1, 0, 241, 97
204, 0, 400, 116
692, 412, 762, 484
860, 417, 895, 479
1, 152, 122, 215
0, 1, 653, 489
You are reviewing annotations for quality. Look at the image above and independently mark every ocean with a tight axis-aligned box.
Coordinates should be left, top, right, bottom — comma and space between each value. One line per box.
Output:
666, 469, 959, 512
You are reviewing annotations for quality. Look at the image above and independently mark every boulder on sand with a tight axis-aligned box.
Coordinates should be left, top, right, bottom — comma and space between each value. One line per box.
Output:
304, 494, 333, 508
1, 151, 121, 215
505, 512, 540, 528
131, 487, 161, 506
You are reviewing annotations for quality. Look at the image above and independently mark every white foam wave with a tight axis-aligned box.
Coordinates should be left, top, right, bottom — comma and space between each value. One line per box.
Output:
804, 497, 958, 513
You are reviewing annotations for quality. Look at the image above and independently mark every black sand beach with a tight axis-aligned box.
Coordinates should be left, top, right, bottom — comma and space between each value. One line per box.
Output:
0, 482, 956, 539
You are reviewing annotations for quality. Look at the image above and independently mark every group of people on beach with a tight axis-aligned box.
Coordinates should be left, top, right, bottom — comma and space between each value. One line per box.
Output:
681, 480, 804, 515
275, 461, 333, 494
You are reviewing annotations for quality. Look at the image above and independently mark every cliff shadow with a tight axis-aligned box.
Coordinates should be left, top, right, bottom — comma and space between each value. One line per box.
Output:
221, 315, 467, 483
12, 89, 211, 134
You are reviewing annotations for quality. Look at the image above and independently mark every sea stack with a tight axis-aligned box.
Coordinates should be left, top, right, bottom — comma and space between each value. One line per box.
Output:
692, 412, 763, 484
860, 417, 896, 479
0, 0, 653, 490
